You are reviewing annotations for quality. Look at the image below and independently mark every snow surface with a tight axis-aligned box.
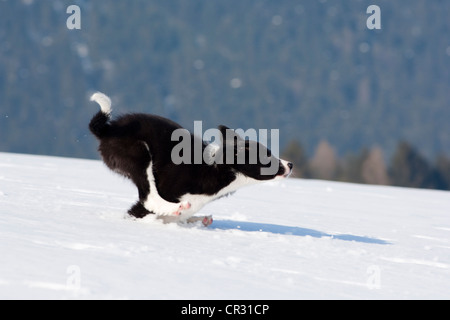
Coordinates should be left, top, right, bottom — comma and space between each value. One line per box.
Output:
0, 152, 449, 299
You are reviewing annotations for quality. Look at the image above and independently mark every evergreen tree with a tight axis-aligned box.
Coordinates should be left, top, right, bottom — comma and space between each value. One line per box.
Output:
338, 149, 367, 184
282, 140, 310, 178
434, 155, 450, 190
389, 142, 436, 189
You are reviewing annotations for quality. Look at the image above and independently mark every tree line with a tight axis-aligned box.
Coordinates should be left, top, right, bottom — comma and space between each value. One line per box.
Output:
1, 1, 450, 161
282, 140, 450, 191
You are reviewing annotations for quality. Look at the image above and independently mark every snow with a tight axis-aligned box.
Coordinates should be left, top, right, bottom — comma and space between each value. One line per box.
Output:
0, 152, 449, 299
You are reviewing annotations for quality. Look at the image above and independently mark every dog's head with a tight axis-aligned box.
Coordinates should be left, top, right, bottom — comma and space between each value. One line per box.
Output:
205, 125, 293, 181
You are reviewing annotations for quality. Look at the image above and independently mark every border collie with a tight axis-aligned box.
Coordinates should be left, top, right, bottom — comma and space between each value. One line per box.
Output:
89, 92, 292, 226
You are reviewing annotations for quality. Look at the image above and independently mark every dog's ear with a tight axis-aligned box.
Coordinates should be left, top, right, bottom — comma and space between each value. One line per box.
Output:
218, 125, 243, 144
218, 125, 230, 143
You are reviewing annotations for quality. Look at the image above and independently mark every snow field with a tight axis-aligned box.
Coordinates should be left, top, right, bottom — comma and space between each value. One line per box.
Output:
0, 152, 449, 299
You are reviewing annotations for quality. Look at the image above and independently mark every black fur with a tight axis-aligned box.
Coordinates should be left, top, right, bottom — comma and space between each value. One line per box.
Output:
90, 112, 236, 218
89, 97, 291, 219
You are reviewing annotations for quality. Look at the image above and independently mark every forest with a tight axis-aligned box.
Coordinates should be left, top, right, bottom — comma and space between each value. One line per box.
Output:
0, 0, 449, 190
283, 140, 450, 190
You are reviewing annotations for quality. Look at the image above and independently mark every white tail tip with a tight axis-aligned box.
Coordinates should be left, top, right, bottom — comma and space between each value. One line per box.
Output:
90, 92, 112, 114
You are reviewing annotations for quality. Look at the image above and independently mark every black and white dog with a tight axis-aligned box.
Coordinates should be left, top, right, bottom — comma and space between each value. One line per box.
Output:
89, 92, 292, 226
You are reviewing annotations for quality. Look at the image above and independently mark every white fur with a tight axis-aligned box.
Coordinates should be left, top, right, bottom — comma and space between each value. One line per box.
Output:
90, 92, 112, 115
276, 159, 292, 179
177, 172, 260, 221
143, 162, 186, 216
142, 153, 291, 222
143, 161, 260, 221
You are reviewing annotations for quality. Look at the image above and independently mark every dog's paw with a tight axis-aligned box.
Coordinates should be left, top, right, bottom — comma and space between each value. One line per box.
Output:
173, 201, 191, 216
202, 215, 213, 227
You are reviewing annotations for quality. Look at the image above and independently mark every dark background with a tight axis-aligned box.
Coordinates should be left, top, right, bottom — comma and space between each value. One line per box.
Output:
0, 0, 449, 189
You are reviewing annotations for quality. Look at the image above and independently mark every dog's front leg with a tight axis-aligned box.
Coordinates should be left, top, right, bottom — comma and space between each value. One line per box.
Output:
186, 215, 213, 227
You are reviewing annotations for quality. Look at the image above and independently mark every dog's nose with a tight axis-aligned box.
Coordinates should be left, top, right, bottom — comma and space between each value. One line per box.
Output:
287, 162, 293, 170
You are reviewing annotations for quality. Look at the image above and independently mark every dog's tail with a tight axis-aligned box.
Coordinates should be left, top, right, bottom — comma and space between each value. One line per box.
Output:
89, 92, 112, 139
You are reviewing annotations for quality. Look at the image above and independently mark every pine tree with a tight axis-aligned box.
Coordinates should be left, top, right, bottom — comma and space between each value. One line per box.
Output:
389, 142, 435, 189
434, 155, 450, 190
282, 140, 310, 178
339, 149, 367, 184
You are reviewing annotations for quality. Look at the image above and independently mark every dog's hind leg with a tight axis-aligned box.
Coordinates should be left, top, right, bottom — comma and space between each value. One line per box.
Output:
143, 161, 191, 216
128, 201, 152, 219
123, 142, 190, 219
103, 140, 153, 219
127, 175, 154, 219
